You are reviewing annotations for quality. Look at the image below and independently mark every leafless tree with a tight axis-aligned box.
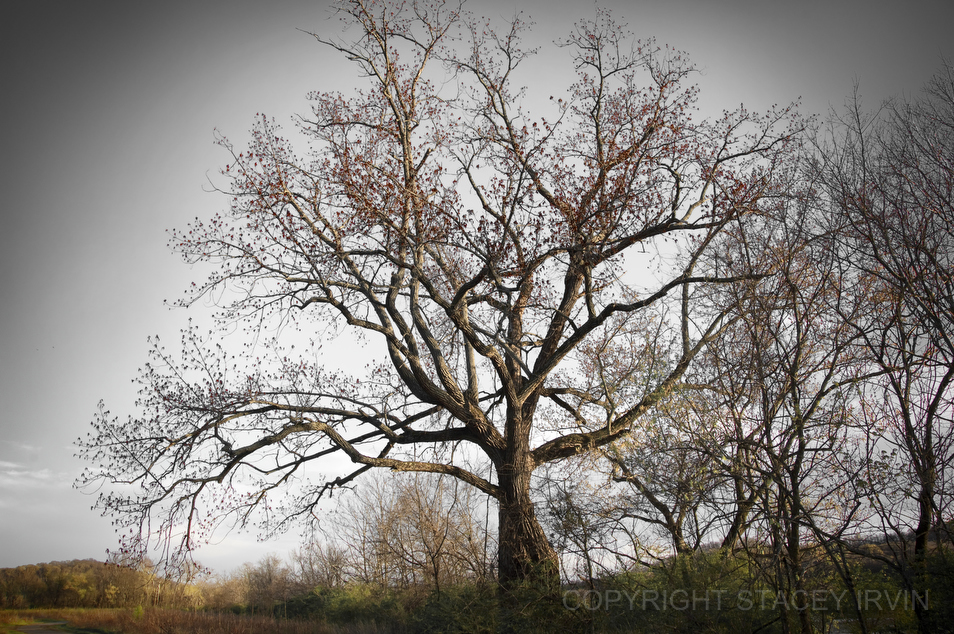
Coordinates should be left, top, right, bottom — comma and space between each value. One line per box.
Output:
290, 541, 350, 589
317, 472, 494, 592
76, 0, 802, 593
814, 64, 954, 632
244, 554, 294, 616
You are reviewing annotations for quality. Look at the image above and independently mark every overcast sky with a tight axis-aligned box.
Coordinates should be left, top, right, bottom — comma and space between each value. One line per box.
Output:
1, 0, 952, 573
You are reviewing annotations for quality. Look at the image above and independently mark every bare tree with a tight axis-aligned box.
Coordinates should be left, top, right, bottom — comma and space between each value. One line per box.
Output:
244, 554, 294, 616
290, 541, 350, 590
318, 472, 493, 591
603, 389, 724, 558
197, 570, 248, 611
814, 64, 954, 633
707, 190, 870, 634
77, 0, 802, 593
543, 466, 628, 586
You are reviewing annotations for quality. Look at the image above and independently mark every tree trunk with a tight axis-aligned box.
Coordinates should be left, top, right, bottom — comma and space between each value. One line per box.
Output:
496, 458, 560, 591
913, 473, 934, 634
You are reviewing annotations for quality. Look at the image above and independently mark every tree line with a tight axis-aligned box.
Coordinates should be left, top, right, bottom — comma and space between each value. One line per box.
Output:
0, 557, 197, 610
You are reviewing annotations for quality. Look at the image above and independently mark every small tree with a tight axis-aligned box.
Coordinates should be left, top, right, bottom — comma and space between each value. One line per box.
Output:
245, 554, 293, 616
77, 0, 801, 593
290, 541, 350, 590
318, 472, 493, 591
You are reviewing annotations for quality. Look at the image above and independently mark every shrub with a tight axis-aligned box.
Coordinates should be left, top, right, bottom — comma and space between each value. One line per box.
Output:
412, 584, 498, 634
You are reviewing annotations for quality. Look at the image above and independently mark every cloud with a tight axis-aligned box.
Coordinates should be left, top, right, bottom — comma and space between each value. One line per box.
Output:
0, 441, 43, 469
0, 464, 69, 490
0, 439, 41, 453
0, 464, 88, 535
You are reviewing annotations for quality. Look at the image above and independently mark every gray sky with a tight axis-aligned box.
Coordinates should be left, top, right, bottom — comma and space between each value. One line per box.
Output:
1, 0, 951, 573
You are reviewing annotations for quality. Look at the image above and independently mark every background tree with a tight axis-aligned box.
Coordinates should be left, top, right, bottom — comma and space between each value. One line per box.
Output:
77, 0, 801, 594
548, 179, 869, 633
318, 471, 494, 591
548, 303, 722, 562
290, 541, 350, 590
0, 558, 199, 610
196, 569, 248, 612
244, 554, 294, 616
815, 64, 954, 633
603, 388, 723, 558
718, 196, 862, 634
542, 468, 625, 587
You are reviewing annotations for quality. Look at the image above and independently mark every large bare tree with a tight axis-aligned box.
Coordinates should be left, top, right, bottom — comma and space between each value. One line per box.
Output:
77, 0, 801, 591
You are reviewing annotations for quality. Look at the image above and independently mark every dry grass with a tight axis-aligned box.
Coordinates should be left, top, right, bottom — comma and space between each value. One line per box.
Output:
0, 611, 32, 634
0, 609, 394, 634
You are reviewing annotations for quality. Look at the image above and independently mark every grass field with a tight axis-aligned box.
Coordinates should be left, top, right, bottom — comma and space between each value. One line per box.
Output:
0, 609, 393, 634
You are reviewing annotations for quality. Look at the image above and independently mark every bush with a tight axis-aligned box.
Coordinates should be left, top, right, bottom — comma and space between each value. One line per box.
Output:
412, 584, 498, 634
591, 552, 784, 634
282, 584, 415, 629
